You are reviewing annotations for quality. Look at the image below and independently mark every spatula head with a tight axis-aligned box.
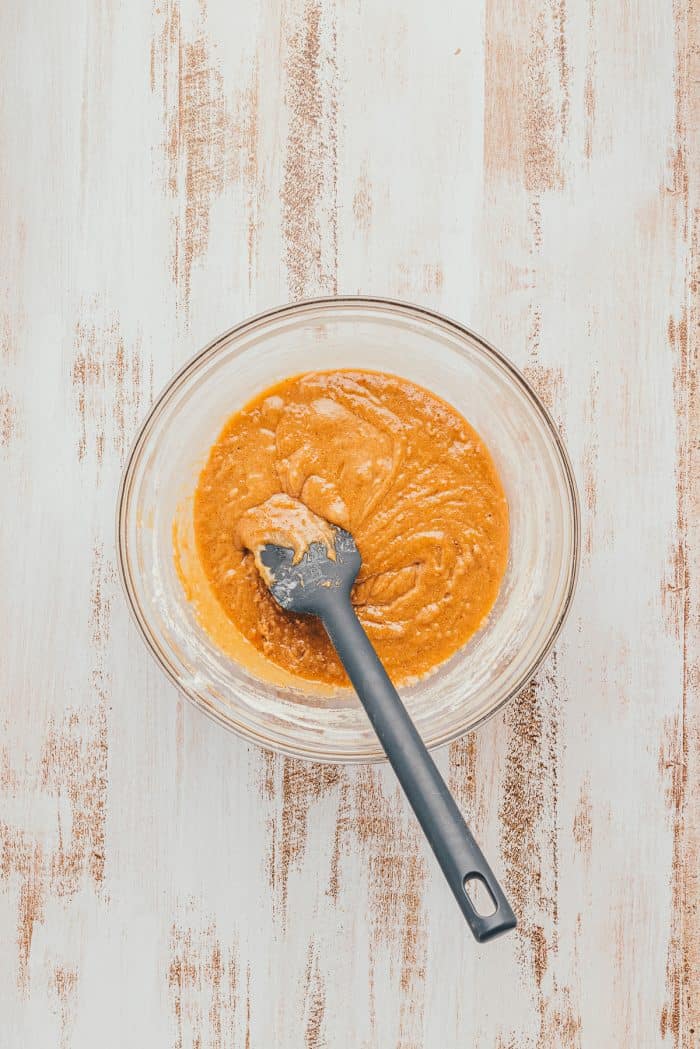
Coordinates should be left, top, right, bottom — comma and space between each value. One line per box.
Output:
259, 528, 361, 616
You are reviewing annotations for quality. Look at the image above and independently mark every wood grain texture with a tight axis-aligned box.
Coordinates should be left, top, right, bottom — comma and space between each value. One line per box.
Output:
0, 0, 697, 1045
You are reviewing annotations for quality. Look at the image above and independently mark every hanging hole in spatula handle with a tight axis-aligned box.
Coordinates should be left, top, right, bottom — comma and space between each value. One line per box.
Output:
462, 871, 516, 942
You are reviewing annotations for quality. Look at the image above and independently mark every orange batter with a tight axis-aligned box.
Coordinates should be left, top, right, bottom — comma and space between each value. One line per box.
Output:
191, 370, 509, 686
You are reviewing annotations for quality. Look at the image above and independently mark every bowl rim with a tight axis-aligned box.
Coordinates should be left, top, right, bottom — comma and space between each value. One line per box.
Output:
116, 295, 581, 763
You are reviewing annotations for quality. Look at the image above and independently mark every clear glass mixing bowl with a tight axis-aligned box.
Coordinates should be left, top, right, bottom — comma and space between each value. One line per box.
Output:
117, 298, 580, 763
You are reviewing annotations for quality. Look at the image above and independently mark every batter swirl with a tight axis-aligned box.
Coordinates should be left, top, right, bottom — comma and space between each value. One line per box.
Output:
192, 370, 508, 686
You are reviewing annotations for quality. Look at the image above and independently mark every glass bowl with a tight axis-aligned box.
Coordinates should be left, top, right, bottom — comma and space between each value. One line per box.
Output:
117, 297, 579, 763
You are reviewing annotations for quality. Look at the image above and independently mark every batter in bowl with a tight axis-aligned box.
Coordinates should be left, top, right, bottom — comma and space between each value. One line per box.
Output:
190, 370, 509, 686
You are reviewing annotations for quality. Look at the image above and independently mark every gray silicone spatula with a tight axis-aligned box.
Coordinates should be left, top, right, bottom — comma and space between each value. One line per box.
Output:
258, 526, 516, 942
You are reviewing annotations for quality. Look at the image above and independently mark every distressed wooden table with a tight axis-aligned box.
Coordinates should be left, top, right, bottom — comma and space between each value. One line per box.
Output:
1, 1, 697, 1046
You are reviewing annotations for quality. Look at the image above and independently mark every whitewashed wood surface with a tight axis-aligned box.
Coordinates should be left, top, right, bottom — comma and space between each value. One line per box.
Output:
1, 1, 697, 1046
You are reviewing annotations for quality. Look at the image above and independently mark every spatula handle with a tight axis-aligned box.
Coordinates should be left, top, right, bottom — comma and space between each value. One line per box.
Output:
321, 596, 516, 942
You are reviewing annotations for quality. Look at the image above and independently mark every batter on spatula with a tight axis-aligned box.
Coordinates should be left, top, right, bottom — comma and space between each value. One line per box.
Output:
191, 369, 509, 687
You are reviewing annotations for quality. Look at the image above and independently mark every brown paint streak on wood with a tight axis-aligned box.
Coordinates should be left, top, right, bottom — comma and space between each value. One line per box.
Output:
583, 0, 596, 160
522, 363, 564, 420
663, 313, 692, 644
448, 732, 478, 815
1, 690, 107, 990
500, 657, 581, 1045
337, 767, 428, 1044
524, 12, 564, 195
244, 963, 251, 1049
40, 691, 108, 894
611, 901, 625, 984
17, 840, 45, 988
51, 966, 78, 1048
278, 759, 341, 917
262, 755, 342, 921
550, 0, 570, 138
0, 513, 110, 990
495, 1038, 519, 1049
500, 674, 554, 937
397, 262, 444, 298
72, 310, 153, 474
151, 1, 260, 311
582, 369, 600, 558
167, 920, 240, 1049
352, 168, 373, 233
303, 941, 327, 1049
572, 777, 593, 859
528, 302, 543, 356
0, 311, 14, 356
665, 0, 691, 232
0, 827, 44, 990
260, 748, 276, 800
90, 543, 117, 652
528, 195, 545, 253
0, 743, 19, 794
658, 703, 696, 1048
243, 64, 260, 293
325, 769, 427, 1041
549, 986, 583, 1047
327, 776, 349, 906
281, 0, 338, 300
659, 4, 700, 1040
0, 387, 18, 448
483, 0, 523, 182
483, 0, 567, 193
